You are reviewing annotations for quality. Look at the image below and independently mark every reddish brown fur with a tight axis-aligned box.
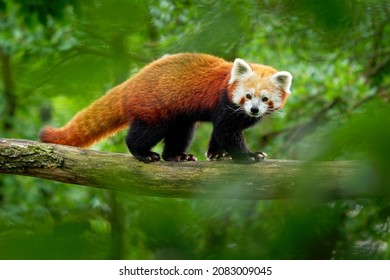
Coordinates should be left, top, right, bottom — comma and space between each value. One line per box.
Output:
122, 54, 232, 124
40, 85, 129, 147
40, 53, 233, 147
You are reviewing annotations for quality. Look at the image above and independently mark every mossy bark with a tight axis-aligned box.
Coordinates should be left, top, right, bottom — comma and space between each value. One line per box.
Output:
0, 138, 370, 200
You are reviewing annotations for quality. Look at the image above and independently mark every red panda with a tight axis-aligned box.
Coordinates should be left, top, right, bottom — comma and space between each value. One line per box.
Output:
40, 53, 292, 163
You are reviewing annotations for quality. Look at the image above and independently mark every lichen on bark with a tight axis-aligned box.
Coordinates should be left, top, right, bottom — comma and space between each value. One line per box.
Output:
0, 142, 63, 173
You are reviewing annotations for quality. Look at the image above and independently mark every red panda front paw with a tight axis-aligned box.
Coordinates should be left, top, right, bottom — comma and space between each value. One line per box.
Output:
163, 153, 197, 162
234, 151, 267, 164
134, 152, 161, 163
247, 151, 267, 162
207, 152, 232, 161
254, 151, 267, 160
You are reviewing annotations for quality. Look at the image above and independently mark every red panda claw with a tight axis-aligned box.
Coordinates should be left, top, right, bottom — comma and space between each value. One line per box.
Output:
255, 152, 267, 160
187, 154, 197, 161
207, 152, 231, 161
164, 153, 197, 162
180, 154, 197, 161
135, 152, 160, 163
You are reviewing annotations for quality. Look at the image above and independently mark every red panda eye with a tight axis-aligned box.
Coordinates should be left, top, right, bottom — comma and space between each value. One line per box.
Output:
246, 94, 252, 100
262, 97, 269, 102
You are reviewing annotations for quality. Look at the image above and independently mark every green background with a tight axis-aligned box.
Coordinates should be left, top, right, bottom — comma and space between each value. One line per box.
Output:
1, 0, 390, 259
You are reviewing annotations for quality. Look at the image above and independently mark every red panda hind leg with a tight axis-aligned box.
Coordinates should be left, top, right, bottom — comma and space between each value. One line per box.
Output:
125, 121, 164, 163
125, 120, 197, 163
162, 122, 197, 162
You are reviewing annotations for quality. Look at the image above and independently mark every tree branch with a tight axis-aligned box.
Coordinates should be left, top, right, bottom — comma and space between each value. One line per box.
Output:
0, 138, 372, 200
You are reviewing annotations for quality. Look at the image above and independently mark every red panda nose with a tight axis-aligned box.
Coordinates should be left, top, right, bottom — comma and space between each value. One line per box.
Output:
251, 107, 259, 114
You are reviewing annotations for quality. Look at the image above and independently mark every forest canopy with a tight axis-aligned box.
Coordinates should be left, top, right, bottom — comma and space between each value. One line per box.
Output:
0, 0, 389, 259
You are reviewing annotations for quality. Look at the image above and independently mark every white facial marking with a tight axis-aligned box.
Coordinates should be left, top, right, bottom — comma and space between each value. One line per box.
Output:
262, 90, 282, 109
232, 83, 246, 104
261, 90, 269, 100
231, 74, 255, 104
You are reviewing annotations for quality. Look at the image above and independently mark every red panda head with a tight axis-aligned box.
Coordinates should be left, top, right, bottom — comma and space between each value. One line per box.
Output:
228, 58, 293, 118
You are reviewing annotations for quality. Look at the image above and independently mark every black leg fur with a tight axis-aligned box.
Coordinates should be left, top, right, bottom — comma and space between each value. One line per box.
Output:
206, 132, 230, 161
126, 120, 166, 163
162, 122, 196, 161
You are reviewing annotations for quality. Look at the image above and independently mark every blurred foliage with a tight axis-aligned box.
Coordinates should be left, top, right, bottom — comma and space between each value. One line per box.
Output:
0, 0, 390, 259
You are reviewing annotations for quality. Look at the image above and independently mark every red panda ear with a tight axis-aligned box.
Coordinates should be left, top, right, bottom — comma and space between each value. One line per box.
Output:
271, 71, 293, 94
228, 58, 253, 84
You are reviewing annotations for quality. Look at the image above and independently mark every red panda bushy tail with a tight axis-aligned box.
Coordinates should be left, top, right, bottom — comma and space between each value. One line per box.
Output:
40, 86, 129, 148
